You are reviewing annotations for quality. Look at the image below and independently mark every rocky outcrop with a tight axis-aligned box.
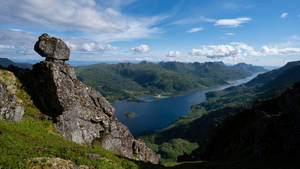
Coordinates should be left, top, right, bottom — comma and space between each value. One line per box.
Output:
29, 34, 160, 164
28, 157, 89, 169
179, 82, 300, 161
34, 33, 70, 61
0, 70, 24, 122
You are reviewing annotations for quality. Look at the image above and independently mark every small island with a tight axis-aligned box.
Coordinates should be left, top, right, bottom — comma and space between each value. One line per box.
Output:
125, 112, 135, 118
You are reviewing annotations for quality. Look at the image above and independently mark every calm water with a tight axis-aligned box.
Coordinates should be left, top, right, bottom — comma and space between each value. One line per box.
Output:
113, 73, 261, 136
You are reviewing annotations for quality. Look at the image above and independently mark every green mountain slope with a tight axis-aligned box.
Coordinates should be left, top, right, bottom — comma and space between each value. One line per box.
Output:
178, 82, 300, 168
139, 61, 300, 163
0, 68, 147, 169
1, 64, 297, 169
75, 61, 265, 103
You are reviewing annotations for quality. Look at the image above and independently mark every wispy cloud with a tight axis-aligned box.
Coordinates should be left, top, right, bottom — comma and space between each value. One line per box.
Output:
173, 16, 251, 28
226, 32, 235, 36
190, 42, 259, 59
131, 44, 150, 53
223, 2, 239, 9
281, 12, 288, 19
186, 27, 203, 33
214, 17, 251, 27
189, 42, 300, 59
81, 43, 118, 52
0, 45, 15, 49
0, 0, 164, 42
261, 46, 300, 55
0, 29, 120, 60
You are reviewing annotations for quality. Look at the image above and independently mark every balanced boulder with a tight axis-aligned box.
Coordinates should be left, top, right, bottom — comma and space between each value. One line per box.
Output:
34, 33, 70, 61
29, 33, 160, 164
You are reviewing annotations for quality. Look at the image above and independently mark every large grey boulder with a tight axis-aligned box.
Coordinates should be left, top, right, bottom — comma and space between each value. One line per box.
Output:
30, 34, 160, 164
0, 70, 24, 122
34, 33, 70, 61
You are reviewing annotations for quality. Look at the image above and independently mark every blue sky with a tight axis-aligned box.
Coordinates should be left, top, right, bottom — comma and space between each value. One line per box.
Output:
0, 0, 300, 66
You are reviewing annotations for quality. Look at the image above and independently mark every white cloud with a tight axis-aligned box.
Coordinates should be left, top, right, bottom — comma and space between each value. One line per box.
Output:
171, 16, 251, 28
179, 16, 251, 27
214, 17, 251, 27
281, 12, 288, 19
167, 51, 180, 57
0, 30, 37, 59
0, 29, 120, 60
190, 42, 300, 59
0, 0, 164, 42
226, 32, 235, 36
261, 46, 300, 55
82, 43, 96, 52
190, 42, 259, 59
0, 45, 15, 49
186, 27, 203, 33
105, 8, 121, 16
131, 44, 150, 53
172, 16, 214, 25
9, 28, 23, 32
81, 42, 118, 52
65, 41, 78, 51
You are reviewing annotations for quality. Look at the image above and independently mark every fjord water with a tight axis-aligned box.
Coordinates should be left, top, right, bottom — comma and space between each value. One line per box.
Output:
113, 73, 261, 136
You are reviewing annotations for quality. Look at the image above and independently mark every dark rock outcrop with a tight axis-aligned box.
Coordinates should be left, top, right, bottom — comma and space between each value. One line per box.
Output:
0, 70, 24, 122
179, 82, 300, 161
34, 33, 70, 61
30, 34, 160, 164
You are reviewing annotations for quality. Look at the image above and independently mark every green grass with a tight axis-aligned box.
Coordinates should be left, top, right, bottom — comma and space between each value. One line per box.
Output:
0, 69, 142, 169
0, 117, 144, 169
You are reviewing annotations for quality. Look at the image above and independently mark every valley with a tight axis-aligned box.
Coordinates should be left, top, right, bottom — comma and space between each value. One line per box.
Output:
113, 72, 261, 136
1, 1, 300, 167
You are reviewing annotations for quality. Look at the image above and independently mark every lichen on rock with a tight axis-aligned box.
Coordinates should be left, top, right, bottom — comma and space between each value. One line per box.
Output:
0, 70, 24, 122
34, 33, 70, 61
30, 34, 160, 164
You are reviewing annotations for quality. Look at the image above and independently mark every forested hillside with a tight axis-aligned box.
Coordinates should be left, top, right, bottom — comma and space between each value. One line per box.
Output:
139, 61, 300, 163
178, 82, 300, 169
75, 61, 265, 102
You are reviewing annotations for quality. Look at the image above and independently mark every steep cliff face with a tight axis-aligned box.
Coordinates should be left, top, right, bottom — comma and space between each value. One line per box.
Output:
28, 34, 160, 164
179, 82, 300, 161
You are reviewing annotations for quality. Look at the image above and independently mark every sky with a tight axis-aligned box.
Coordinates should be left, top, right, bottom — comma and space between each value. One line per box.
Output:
0, 0, 300, 66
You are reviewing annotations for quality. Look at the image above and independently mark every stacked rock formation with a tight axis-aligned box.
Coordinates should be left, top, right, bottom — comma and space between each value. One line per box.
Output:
31, 34, 160, 164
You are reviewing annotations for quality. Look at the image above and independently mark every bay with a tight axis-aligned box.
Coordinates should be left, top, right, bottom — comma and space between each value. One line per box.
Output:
113, 73, 261, 136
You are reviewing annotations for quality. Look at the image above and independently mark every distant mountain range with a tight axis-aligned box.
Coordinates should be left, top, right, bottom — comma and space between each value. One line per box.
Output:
75, 61, 266, 102
0, 58, 266, 103
0, 58, 32, 69
139, 60, 300, 163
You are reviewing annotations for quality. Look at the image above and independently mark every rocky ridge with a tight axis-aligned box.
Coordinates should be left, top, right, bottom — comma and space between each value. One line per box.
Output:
29, 34, 160, 164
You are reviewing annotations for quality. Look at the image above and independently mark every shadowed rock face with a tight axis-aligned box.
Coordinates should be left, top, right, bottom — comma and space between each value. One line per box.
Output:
34, 33, 70, 61
30, 34, 160, 164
